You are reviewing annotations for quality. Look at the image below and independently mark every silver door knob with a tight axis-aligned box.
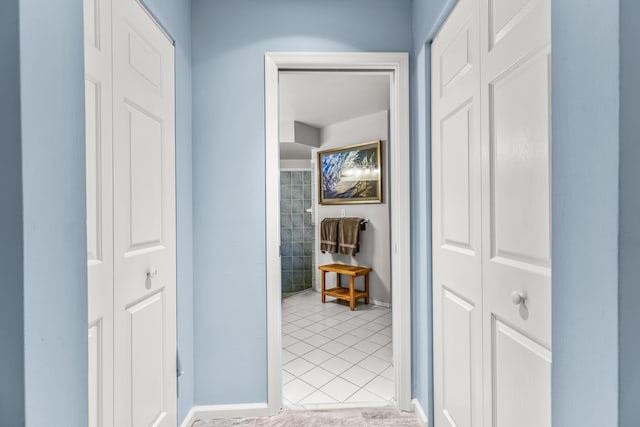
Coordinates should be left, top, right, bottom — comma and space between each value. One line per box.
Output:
511, 291, 527, 305
145, 269, 157, 290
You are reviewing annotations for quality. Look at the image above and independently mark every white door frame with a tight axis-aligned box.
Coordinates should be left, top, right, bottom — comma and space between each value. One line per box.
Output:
264, 52, 411, 414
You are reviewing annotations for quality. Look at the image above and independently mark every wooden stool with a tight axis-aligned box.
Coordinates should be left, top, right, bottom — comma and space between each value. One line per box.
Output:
318, 263, 372, 311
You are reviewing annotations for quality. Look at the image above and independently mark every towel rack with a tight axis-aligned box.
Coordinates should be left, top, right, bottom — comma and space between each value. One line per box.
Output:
321, 216, 369, 230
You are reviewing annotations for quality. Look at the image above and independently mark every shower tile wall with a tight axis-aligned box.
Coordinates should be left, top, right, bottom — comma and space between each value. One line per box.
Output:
281, 170, 314, 292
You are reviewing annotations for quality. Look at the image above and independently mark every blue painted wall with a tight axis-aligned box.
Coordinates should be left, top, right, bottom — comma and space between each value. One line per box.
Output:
410, 0, 457, 421
410, 43, 431, 419
19, 0, 88, 425
0, 1, 25, 425
191, 0, 412, 405
619, 0, 640, 425
412, 0, 457, 51
551, 1, 620, 426
141, 0, 194, 420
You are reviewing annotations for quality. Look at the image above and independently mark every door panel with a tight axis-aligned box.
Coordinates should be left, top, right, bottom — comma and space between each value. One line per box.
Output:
442, 289, 475, 427
492, 319, 551, 427
441, 102, 473, 252
432, 0, 483, 425
84, 0, 113, 424
112, 0, 176, 425
440, 28, 472, 97
129, 292, 167, 427
481, 0, 551, 424
126, 104, 164, 250
84, 0, 104, 51
85, 78, 104, 265
88, 321, 103, 427
433, 0, 551, 424
128, 31, 163, 89
489, 0, 535, 48
489, 51, 551, 271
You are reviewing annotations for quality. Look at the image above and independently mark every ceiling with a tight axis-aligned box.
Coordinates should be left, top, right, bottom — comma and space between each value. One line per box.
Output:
279, 71, 390, 160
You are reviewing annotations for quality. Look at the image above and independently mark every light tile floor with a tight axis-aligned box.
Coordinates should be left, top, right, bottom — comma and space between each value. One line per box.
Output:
282, 289, 394, 408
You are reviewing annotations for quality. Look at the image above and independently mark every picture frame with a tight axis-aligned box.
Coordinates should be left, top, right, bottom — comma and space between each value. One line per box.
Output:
318, 140, 382, 205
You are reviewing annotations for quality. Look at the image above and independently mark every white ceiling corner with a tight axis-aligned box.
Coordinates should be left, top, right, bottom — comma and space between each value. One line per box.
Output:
279, 71, 390, 160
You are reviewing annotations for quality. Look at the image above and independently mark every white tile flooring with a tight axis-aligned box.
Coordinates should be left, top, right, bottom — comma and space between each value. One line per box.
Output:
282, 289, 394, 408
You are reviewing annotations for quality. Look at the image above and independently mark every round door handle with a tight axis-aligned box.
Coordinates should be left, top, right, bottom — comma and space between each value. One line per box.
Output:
511, 291, 527, 305
145, 269, 158, 290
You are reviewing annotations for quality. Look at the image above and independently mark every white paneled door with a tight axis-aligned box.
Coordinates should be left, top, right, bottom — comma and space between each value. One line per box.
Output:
84, 0, 114, 425
432, 0, 551, 425
85, 0, 176, 425
431, 0, 483, 425
112, 0, 176, 425
480, 0, 551, 425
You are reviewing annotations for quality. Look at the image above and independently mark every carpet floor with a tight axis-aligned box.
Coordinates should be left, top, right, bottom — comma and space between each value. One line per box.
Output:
192, 406, 421, 426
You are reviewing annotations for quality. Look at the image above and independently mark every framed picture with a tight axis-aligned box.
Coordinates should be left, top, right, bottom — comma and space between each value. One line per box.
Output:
318, 140, 382, 205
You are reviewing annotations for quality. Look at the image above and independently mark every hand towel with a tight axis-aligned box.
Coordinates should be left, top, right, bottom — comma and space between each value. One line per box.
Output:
320, 218, 340, 253
338, 217, 362, 256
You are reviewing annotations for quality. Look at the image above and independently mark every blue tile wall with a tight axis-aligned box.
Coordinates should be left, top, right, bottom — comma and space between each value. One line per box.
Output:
280, 170, 314, 292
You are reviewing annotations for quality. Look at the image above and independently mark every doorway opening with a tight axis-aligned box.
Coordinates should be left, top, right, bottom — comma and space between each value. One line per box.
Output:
264, 53, 411, 414
278, 71, 394, 407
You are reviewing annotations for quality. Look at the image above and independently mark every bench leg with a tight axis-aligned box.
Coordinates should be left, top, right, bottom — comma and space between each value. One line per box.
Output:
321, 271, 326, 303
349, 276, 355, 311
365, 273, 369, 304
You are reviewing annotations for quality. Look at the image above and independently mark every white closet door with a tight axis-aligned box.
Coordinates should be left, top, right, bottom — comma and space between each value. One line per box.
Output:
84, 0, 114, 425
112, 0, 176, 425
480, 0, 551, 425
431, 0, 483, 425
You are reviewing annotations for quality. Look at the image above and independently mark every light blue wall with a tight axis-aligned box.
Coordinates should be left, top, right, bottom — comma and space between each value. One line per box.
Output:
410, 0, 457, 421
140, 0, 194, 420
551, 1, 620, 426
191, 0, 412, 405
619, 0, 640, 425
412, 0, 456, 51
410, 43, 431, 419
19, 0, 88, 425
0, 1, 25, 425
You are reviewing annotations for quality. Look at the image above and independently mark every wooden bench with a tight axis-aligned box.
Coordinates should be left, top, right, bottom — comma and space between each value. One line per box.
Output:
318, 263, 372, 311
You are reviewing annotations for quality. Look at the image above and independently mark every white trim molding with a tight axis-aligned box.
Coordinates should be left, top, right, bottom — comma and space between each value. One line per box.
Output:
264, 52, 412, 414
370, 299, 392, 309
180, 403, 269, 427
412, 398, 429, 427
179, 407, 197, 427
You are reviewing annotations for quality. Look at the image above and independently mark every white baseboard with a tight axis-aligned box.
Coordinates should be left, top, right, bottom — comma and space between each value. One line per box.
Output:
371, 299, 391, 308
412, 398, 429, 427
284, 400, 391, 411
179, 407, 197, 427
180, 403, 269, 427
